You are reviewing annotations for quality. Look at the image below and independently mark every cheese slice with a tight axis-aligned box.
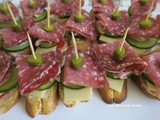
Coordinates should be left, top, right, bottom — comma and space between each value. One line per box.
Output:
36, 46, 56, 54
29, 90, 46, 98
64, 87, 92, 101
107, 77, 124, 93
146, 81, 160, 92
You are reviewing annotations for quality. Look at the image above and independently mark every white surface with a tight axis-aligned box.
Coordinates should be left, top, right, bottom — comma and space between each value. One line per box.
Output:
1, 0, 160, 120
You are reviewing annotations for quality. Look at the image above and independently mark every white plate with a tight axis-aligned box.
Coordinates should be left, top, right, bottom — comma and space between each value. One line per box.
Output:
1, 0, 160, 120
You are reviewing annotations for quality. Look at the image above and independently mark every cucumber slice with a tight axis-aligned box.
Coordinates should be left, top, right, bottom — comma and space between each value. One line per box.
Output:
126, 37, 158, 49
0, 67, 18, 93
103, 33, 122, 38
59, 14, 71, 19
34, 10, 47, 22
60, 68, 85, 90
141, 73, 155, 85
99, 35, 122, 43
39, 43, 57, 48
38, 81, 56, 91
106, 71, 122, 80
1, 40, 30, 52
0, 17, 22, 29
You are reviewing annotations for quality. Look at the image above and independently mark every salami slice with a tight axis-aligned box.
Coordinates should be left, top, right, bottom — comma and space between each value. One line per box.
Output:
64, 48, 109, 88
51, 0, 84, 17
16, 51, 62, 95
96, 10, 129, 36
131, 0, 158, 17
92, 0, 115, 15
65, 10, 97, 41
1, 16, 35, 48
0, 50, 12, 85
29, 21, 65, 45
20, 0, 47, 18
90, 40, 147, 79
142, 52, 160, 88
0, 2, 19, 22
128, 16, 160, 39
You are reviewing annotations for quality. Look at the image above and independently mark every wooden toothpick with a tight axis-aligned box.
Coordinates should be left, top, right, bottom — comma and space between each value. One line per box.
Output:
27, 32, 36, 60
6, 3, 18, 25
79, 0, 82, 16
30, 0, 33, 3
71, 32, 79, 60
3, 0, 6, 6
47, 0, 51, 28
120, 27, 129, 51
146, 1, 154, 21
116, 0, 122, 13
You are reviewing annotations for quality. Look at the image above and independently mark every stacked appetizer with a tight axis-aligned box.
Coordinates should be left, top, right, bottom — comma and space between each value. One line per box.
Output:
0, 50, 19, 114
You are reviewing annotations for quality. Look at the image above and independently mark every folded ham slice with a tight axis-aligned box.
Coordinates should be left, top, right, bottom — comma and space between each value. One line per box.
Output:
0, 51, 12, 85
20, 0, 47, 18
63, 48, 109, 88
96, 10, 129, 36
51, 0, 84, 17
65, 10, 97, 41
0, 2, 19, 22
16, 51, 62, 95
89, 40, 147, 79
142, 52, 160, 88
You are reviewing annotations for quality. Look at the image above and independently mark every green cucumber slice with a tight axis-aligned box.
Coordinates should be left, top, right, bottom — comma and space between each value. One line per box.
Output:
103, 33, 122, 38
0, 17, 22, 29
38, 81, 56, 91
1, 40, 30, 52
126, 37, 158, 49
106, 71, 122, 80
34, 10, 47, 22
99, 35, 122, 43
60, 68, 85, 90
0, 67, 18, 93
59, 14, 71, 19
39, 43, 57, 48
141, 73, 155, 85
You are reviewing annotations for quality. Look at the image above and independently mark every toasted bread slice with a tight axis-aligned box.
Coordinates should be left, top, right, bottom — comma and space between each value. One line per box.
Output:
98, 80, 127, 104
131, 75, 160, 100
0, 87, 19, 114
25, 83, 58, 118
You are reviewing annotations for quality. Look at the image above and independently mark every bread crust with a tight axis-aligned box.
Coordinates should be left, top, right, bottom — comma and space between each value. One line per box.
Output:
0, 87, 19, 114
131, 75, 160, 100
25, 83, 58, 118
98, 80, 127, 104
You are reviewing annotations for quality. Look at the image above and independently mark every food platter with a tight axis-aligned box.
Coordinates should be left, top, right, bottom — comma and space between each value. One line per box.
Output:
1, 0, 160, 120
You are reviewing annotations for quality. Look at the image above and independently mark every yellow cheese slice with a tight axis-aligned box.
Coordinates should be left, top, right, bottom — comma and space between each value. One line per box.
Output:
107, 77, 124, 93
64, 87, 92, 101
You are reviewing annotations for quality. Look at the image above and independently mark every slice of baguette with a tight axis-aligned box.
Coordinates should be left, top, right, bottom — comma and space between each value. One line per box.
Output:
25, 83, 58, 118
0, 87, 19, 114
131, 75, 160, 100
98, 80, 127, 104
59, 83, 77, 108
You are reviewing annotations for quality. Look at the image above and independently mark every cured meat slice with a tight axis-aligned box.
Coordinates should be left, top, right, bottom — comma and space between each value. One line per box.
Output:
64, 48, 109, 88
96, 11, 129, 36
0, 2, 19, 22
1, 16, 35, 48
90, 40, 147, 79
20, 0, 47, 18
0, 50, 12, 85
142, 52, 160, 88
51, 0, 84, 17
16, 51, 62, 95
29, 21, 65, 45
65, 10, 97, 41
128, 16, 160, 39
131, 0, 158, 16
92, 0, 115, 15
